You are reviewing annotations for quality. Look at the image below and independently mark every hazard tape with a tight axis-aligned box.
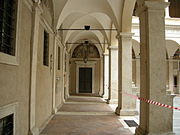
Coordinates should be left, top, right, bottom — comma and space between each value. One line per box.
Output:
122, 92, 180, 111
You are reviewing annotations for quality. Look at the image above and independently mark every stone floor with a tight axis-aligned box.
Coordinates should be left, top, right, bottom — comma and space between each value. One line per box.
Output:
40, 96, 133, 135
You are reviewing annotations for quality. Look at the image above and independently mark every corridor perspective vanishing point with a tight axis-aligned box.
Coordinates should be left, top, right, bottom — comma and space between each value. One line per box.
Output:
0, 0, 180, 135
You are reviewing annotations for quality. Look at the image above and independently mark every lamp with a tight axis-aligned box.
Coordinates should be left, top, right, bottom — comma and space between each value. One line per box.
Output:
84, 25, 90, 30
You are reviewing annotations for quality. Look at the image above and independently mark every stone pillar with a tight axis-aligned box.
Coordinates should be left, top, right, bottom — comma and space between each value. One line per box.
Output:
135, 1, 174, 135
103, 53, 109, 99
65, 53, 70, 99
29, 2, 42, 135
64, 52, 69, 100
52, 34, 57, 114
116, 33, 137, 116
136, 57, 140, 93
99, 56, 104, 97
107, 46, 118, 104
168, 58, 174, 94
62, 47, 66, 102
177, 63, 180, 94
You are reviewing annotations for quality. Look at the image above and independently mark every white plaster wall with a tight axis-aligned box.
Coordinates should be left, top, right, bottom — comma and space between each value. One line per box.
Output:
35, 23, 53, 129
132, 60, 136, 84
0, 2, 32, 134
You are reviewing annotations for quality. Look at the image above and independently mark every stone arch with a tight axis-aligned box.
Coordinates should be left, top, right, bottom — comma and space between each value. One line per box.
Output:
67, 31, 104, 54
166, 40, 180, 58
70, 40, 103, 58
132, 39, 140, 58
72, 44, 100, 59
122, 0, 136, 32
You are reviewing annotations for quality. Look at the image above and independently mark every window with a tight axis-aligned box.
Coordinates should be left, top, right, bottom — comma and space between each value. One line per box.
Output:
174, 76, 177, 87
0, 0, 17, 56
58, 46, 60, 70
43, 30, 49, 66
169, 0, 180, 18
0, 114, 14, 134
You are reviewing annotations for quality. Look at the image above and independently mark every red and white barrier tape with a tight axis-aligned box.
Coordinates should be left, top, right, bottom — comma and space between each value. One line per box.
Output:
122, 92, 180, 111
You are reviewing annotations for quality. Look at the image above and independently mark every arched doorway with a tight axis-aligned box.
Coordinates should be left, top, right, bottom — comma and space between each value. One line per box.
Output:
70, 42, 101, 96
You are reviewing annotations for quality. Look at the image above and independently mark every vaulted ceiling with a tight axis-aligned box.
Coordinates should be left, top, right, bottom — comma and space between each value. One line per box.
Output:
52, 0, 136, 53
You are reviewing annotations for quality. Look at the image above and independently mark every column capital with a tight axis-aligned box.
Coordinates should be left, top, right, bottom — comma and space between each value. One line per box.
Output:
167, 57, 174, 61
108, 46, 118, 50
32, 0, 41, 4
116, 33, 134, 40
145, 1, 169, 10
32, 0, 43, 15
33, 5, 43, 16
136, 1, 169, 17
103, 53, 109, 56
136, 55, 140, 59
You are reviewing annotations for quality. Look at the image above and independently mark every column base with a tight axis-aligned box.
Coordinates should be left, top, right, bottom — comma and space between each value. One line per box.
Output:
28, 127, 39, 135
115, 107, 138, 116
107, 99, 118, 104
101, 95, 107, 98
135, 126, 175, 135
98, 91, 104, 97
135, 126, 147, 135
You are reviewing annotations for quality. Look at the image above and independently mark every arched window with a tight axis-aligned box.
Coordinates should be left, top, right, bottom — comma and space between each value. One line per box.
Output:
173, 49, 180, 60
169, 0, 180, 18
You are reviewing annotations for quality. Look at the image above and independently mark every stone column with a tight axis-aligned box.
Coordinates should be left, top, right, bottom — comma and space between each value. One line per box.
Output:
107, 46, 118, 104
99, 56, 104, 97
135, 1, 174, 135
168, 58, 174, 94
136, 57, 140, 93
103, 53, 109, 99
116, 33, 137, 116
64, 52, 69, 100
29, 2, 42, 135
177, 62, 180, 94
65, 53, 70, 99
62, 47, 66, 102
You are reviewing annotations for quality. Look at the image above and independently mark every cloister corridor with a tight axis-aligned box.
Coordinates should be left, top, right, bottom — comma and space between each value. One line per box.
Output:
1, 0, 180, 135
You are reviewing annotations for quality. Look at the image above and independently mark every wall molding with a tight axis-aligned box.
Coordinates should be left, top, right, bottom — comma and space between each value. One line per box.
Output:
0, 0, 22, 65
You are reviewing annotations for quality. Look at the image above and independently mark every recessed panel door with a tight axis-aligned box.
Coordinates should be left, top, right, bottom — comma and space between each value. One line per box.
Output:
79, 68, 92, 93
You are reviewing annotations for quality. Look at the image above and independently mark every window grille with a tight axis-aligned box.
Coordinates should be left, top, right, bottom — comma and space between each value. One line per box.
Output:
0, 114, 14, 135
0, 0, 17, 55
43, 30, 49, 66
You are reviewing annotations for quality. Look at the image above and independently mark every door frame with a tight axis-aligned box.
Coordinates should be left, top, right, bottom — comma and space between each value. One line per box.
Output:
75, 61, 96, 94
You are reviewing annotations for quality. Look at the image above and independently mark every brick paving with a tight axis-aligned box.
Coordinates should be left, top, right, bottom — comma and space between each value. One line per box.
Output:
40, 96, 133, 135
